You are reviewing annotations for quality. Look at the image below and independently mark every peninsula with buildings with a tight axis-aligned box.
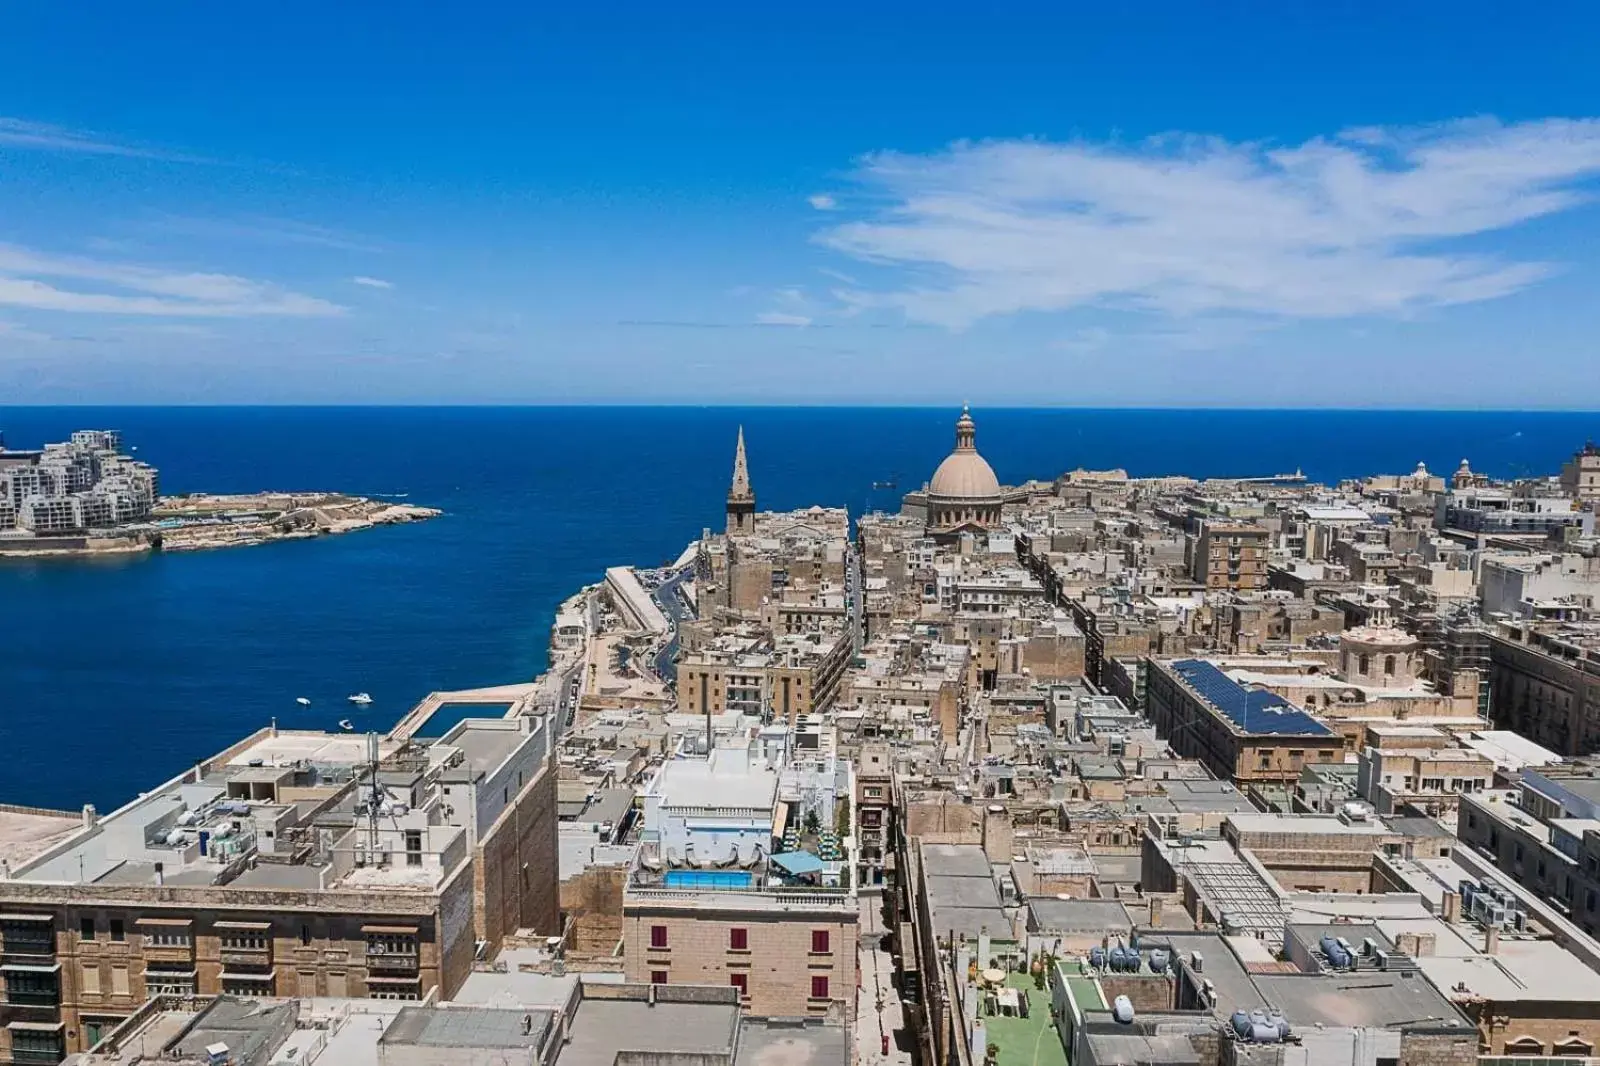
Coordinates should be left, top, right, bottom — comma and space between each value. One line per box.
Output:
10, 410, 1600, 1066
0, 428, 438, 557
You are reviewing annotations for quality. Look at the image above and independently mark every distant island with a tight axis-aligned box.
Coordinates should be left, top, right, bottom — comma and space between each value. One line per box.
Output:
0, 428, 438, 558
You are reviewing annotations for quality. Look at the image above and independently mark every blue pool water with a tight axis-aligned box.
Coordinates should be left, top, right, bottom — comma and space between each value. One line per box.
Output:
413, 701, 517, 738
663, 870, 754, 889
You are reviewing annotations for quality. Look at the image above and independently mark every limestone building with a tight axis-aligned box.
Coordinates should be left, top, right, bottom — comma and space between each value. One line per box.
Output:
1562, 441, 1600, 502
0, 702, 559, 1060
725, 426, 755, 537
903, 407, 1005, 540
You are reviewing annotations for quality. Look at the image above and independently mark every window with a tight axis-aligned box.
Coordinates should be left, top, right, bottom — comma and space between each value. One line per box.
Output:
1384, 655, 1396, 676
1359, 654, 1370, 674
144, 963, 196, 996
224, 931, 271, 951
730, 972, 748, 996
405, 829, 423, 867
811, 975, 830, 1000
4, 968, 60, 1005
301, 924, 312, 947
811, 929, 830, 954
729, 928, 748, 951
650, 925, 669, 949
109, 918, 125, 942
81, 917, 96, 941
9, 1029, 64, 1060
223, 976, 276, 998
366, 981, 421, 1001
651, 970, 669, 984
366, 933, 417, 957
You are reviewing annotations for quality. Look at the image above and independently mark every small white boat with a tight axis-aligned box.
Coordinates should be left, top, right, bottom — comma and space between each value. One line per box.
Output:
347, 692, 373, 705
295, 696, 311, 706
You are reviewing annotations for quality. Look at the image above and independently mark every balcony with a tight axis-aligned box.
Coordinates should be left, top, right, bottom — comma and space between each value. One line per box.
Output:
219, 948, 271, 967
0, 941, 56, 962
365, 952, 420, 973
1, 990, 61, 1008
5, 1050, 67, 1065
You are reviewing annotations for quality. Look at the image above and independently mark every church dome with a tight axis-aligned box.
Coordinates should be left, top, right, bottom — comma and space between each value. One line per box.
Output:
928, 407, 1001, 500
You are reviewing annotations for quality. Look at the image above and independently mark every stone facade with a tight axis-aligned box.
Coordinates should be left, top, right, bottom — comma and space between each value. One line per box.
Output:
621, 903, 856, 1019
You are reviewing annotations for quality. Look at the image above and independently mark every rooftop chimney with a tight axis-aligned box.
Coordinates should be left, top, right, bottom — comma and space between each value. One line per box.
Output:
81, 804, 98, 830
1485, 925, 1500, 955
1441, 889, 1461, 924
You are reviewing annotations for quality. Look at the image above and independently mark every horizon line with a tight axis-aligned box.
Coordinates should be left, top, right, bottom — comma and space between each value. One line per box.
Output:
2, 402, 1600, 414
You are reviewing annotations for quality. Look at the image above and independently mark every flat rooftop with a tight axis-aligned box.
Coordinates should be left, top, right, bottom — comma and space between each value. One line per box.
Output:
0, 806, 81, 868
436, 720, 535, 783
1226, 812, 1392, 837
649, 750, 780, 812
1027, 898, 1132, 934
735, 1019, 849, 1066
563, 996, 740, 1066
380, 1006, 554, 1052
921, 842, 1011, 943
1163, 929, 1465, 1031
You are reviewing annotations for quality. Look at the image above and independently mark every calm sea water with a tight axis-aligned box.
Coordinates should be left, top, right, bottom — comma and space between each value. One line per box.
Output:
1, 406, 1597, 810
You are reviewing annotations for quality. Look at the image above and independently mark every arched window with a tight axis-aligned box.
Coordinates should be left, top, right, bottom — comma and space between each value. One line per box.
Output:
1554, 1036, 1594, 1057
1504, 1037, 1545, 1055
1358, 653, 1371, 675
1384, 655, 1396, 676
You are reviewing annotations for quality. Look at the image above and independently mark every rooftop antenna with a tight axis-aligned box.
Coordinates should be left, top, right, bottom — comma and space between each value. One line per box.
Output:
365, 731, 383, 856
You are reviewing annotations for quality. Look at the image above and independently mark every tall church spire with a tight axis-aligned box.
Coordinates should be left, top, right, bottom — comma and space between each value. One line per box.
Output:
725, 426, 755, 536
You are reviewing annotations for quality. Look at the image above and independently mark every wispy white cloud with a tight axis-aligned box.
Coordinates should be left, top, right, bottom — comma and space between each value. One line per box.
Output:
351, 275, 395, 289
807, 194, 838, 210
148, 214, 382, 252
819, 118, 1600, 328
0, 244, 345, 318
0, 116, 211, 162
756, 311, 813, 326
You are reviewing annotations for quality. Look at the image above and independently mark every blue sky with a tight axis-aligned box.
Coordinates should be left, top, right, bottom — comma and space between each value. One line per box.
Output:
2, 4, 1599, 406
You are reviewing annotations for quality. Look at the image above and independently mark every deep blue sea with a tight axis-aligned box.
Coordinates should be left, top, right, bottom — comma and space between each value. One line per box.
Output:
2, 406, 1598, 811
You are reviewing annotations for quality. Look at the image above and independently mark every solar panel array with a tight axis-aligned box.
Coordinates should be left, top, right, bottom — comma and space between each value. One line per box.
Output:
1171, 659, 1334, 737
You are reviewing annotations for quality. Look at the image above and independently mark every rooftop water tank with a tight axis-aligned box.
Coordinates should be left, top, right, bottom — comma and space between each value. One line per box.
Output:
1230, 1011, 1253, 1039
1089, 947, 1106, 970
1111, 995, 1134, 1025
1251, 1022, 1282, 1043
1148, 948, 1169, 974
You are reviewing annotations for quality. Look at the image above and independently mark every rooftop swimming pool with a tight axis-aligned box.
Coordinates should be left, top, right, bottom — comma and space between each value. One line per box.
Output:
414, 700, 515, 738
662, 870, 753, 889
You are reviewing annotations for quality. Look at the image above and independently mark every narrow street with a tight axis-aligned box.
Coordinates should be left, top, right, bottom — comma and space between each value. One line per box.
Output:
855, 894, 912, 1066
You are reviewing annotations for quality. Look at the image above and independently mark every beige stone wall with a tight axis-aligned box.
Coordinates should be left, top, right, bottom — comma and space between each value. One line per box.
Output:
1, 902, 446, 1056
475, 753, 560, 956
560, 864, 626, 957
904, 797, 982, 844
621, 908, 857, 1019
